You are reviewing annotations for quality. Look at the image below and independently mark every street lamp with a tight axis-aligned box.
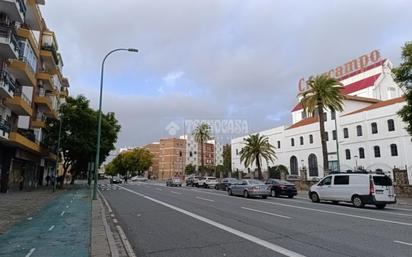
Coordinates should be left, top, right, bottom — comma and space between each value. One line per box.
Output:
93, 48, 139, 200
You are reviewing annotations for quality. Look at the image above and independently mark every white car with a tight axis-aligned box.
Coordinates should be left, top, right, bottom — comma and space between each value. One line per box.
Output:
309, 173, 396, 209
198, 176, 218, 188
131, 176, 147, 182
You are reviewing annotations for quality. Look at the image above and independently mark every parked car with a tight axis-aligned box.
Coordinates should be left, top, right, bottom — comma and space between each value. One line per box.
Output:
110, 176, 123, 184
215, 178, 239, 191
228, 179, 271, 198
309, 173, 396, 209
166, 177, 182, 187
198, 176, 218, 188
185, 176, 202, 187
265, 179, 297, 198
131, 176, 147, 182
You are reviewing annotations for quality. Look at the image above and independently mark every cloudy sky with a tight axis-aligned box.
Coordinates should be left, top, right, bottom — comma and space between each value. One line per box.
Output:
40, 0, 411, 148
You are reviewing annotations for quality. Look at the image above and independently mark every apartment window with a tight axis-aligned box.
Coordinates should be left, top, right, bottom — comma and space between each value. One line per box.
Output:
189, 151, 193, 157
359, 148, 365, 159
343, 128, 349, 138
332, 130, 337, 140
179, 151, 182, 157
277, 140, 281, 149
356, 125, 363, 136
309, 134, 313, 144
371, 122, 378, 134
331, 110, 336, 120
390, 144, 398, 156
387, 119, 395, 132
300, 136, 304, 145
325, 132, 329, 141
291, 138, 295, 147
345, 149, 351, 160
374, 146, 381, 158
194, 151, 197, 155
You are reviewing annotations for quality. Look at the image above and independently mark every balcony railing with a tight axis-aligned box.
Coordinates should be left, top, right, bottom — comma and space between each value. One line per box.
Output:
35, 112, 46, 122
0, 118, 11, 133
16, 0, 27, 17
17, 128, 38, 144
0, 23, 20, 54
14, 87, 32, 106
42, 44, 59, 65
0, 69, 16, 95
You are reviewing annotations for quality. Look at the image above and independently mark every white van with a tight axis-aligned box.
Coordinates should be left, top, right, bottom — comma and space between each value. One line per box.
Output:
309, 173, 396, 209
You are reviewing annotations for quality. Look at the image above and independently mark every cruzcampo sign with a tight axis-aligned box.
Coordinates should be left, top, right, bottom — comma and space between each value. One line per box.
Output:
298, 50, 381, 92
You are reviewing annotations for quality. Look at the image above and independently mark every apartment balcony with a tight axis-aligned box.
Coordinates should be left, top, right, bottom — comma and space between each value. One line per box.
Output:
36, 71, 54, 91
9, 128, 41, 153
0, 0, 26, 23
16, 27, 40, 58
7, 57, 37, 87
59, 87, 68, 97
34, 92, 58, 119
0, 23, 20, 59
0, 69, 16, 99
31, 112, 46, 128
0, 118, 11, 139
25, 0, 43, 31
5, 88, 33, 116
41, 31, 60, 70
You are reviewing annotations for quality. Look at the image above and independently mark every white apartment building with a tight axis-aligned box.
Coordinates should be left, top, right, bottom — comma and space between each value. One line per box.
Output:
180, 134, 224, 169
231, 50, 412, 184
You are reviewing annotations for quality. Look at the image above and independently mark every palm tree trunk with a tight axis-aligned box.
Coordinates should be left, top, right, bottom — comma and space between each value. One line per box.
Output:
256, 154, 263, 180
200, 140, 204, 175
318, 105, 329, 175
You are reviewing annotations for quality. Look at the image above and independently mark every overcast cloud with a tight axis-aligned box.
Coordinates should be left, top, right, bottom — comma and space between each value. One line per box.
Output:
40, 0, 412, 147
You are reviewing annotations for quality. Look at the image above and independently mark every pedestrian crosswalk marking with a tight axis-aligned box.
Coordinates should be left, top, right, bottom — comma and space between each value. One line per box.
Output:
98, 184, 121, 191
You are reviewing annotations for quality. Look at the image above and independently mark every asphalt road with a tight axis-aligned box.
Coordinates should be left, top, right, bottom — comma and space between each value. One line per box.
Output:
100, 181, 412, 257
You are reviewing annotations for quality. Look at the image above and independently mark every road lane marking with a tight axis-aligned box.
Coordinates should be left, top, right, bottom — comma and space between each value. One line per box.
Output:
155, 188, 163, 191
118, 185, 305, 257
48, 225, 55, 231
196, 197, 215, 202
25, 248, 36, 257
241, 207, 291, 219
60, 211, 65, 216
394, 240, 412, 247
170, 191, 182, 195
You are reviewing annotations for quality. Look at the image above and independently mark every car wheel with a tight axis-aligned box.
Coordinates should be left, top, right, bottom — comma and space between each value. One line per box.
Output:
243, 190, 249, 198
204, 184, 208, 189
228, 189, 233, 196
375, 204, 386, 209
215, 185, 218, 190
288, 195, 294, 198
352, 195, 364, 208
310, 192, 320, 203
262, 195, 267, 199
271, 190, 276, 197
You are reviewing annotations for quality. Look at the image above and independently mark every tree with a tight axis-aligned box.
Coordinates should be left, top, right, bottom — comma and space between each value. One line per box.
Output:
44, 95, 121, 186
393, 42, 412, 136
106, 148, 153, 177
185, 164, 196, 175
268, 165, 289, 179
222, 144, 231, 176
216, 164, 224, 178
299, 75, 344, 175
239, 133, 276, 180
192, 123, 211, 174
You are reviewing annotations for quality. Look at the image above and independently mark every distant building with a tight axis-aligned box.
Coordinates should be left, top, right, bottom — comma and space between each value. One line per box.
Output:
158, 138, 186, 180
143, 142, 160, 179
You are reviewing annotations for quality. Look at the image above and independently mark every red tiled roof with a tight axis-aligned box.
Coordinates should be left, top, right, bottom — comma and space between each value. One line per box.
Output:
342, 96, 405, 116
287, 116, 319, 130
291, 103, 303, 112
341, 74, 381, 95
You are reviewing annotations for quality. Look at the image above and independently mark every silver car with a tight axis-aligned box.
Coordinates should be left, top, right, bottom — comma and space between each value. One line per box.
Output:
228, 179, 270, 198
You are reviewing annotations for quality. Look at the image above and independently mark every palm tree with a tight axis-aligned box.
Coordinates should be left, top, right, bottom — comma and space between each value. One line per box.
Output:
299, 74, 344, 175
193, 123, 211, 174
239, 133, 276, 180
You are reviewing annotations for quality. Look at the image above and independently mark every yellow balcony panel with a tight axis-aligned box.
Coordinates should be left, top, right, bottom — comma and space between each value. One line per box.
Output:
7, 59, 36, 86
36, 71, 54, 90
59, 90, 68, 97
9, 132, 41, 153
16, 27, 39, 58
5, 96, 33, 116
34, 95, 52, 111
25, 0, 43, 31
31, 119, 46, 128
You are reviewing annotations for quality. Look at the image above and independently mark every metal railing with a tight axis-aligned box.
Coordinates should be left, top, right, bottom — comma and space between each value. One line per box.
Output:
0, 118, 11, 133
16, 0, 27, 17
35, 112, 46, 122
0, 69, 16, 94
14, 87, 32, 106
0, 23, 20, 54
17, 128, 38, 144
42, 44, 59, 65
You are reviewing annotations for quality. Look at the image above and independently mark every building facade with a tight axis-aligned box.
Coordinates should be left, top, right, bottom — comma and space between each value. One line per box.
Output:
0, 0, 69, 192
231, 50, 412, 183
180, 134, 223, 170
143, 142, 160, 179
158, 138, 186, 180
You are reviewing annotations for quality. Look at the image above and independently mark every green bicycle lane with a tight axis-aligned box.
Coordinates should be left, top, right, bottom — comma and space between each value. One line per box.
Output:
0, 186, 91, 257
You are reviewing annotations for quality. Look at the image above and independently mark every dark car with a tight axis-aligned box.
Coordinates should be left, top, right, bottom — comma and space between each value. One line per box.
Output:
215, 178, 239, 191
265, 179, 297, 198
110, 176, 123, 184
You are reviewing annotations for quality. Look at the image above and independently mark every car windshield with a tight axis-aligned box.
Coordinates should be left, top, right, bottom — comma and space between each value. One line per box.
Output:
248, 180, 264, 185
373, 176, 393, 186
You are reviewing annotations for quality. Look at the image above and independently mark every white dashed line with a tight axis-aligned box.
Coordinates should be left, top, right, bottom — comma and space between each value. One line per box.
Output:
196, 197, 215, 202
60, 211, 65, 216
394, 240, 412, 247
48, 225, 55, 231
170, 191, 182, 195
155, 188, 163, 191
25, 248, 36, 257
241, 207, 291, 219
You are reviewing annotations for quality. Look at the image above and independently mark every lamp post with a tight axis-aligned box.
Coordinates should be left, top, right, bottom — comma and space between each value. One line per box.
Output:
93, 48, 138, 200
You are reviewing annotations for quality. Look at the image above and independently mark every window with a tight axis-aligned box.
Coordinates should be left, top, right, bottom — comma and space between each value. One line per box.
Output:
300, 136, 304, 145
319, 176, 331, 186
371, 122, 378, 134
332, 130, 337, 140
343, 128, 349, 138
390, 144, 398, 156
301, 111, 307, 119
356, 125, 363, 136
374, 146, 381, 158
345, 149, 351, 160
308, 154, 318, 176
277, 140, 281, 149
334, 175, 349, 185
189, 151, 193, 157
359, 148, 365, 159
291, 138, 295, 146
309, 134, 313, 144
290, 156, 298, 175
323, 112, 327, 121
331, 110, 336, 120
387, 119, 395, 132
325, 132, 329, 141
179, 151, 182, 157
235, 149, 238, 155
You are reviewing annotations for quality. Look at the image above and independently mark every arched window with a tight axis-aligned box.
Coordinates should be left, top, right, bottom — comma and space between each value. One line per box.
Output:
308, 154, 318, 177
343, 128, 349, 138
345, 149, 351, 160
390, 144, 398, 156
387, 119, 395, 132
359, 148, 365, 159
357, 125, 363, 136
371, 122, 378, 134
290, 156, 298, 175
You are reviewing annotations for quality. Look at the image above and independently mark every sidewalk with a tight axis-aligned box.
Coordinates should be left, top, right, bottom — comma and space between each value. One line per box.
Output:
0, 185, 91, 257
